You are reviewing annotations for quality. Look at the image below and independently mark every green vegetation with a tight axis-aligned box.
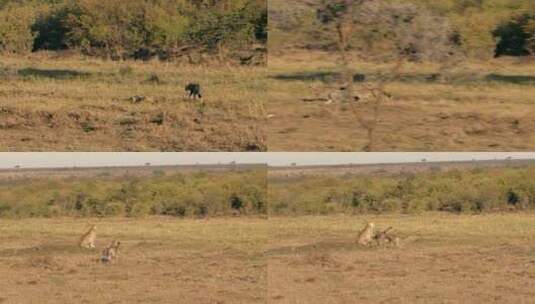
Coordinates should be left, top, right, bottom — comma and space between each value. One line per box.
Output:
269, 165, 535, 215
0, 0, 266, 62
270, 0, 535, 59
0, 2, 37, 53
0, 169, 266, 217
4, 164, 535, 218
493, 12, 535, 56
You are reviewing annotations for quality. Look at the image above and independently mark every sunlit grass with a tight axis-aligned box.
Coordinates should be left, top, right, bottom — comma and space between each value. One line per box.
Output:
0, 53, 266, 151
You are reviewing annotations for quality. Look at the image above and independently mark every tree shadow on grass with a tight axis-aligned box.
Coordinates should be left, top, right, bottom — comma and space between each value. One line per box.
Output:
485, 74, 535, 85
271, 71, 440, 83
271, 71, 341, 83
18, 68, 91, 80
0, 243, 83, 257
265, 240, 358, 256
272, 71, 535, 85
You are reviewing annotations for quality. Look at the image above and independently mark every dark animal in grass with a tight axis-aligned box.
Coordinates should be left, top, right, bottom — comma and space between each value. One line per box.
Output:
100, 240, 121, 263
373, 227, 400, 247
185, 83, 202, 100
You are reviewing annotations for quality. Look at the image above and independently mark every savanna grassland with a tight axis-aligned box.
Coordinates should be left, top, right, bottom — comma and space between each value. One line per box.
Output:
0, 217, 268, 304
267, 0, 535, 151
2, 161, 535, 303
0, 166, 268, 303
0, 0, 267, 151
267, 161, 535, 303
267, 214, 535, 304
267, 52, 535, 151
0, 54, 266, 151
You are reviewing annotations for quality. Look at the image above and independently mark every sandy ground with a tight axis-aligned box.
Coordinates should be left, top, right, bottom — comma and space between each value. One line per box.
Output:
0, 217, 267, 304
2, 214, 534, 303
267, 214, 535, 303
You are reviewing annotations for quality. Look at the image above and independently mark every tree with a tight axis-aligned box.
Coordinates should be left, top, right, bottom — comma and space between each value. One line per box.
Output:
62, 0, 143, 58
315, 0, 463, 151
527, 19, 535, 54
0, 3, 37, 54
493, 13, 535, 57
32, 3, 71, 51
26, 0, 265, 61
317, 0, 362, 102
186, 0, 264, 62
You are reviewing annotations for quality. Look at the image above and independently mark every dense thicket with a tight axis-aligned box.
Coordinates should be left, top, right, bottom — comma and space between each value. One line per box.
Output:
0, 169, 266, 218
270, 0, 535, 59
269, 165, 535, 215
493, 13, 535, 56
0, 0, 266, 62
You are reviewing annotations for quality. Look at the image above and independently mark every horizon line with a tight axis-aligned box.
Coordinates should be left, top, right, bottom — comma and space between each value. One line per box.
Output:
1, 157, 533, 171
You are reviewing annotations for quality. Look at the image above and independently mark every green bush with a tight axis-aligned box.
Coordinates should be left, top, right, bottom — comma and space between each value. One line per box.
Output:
493, 13, 535, 57
0, 3, 37, 53
0, 0, 267, 60
0, 169, 266, 218
405, 198, 429, 213
0, 0, 267, 59
32, 3, 71, 51
269, 165, 535, 215
270, 0, 535, 59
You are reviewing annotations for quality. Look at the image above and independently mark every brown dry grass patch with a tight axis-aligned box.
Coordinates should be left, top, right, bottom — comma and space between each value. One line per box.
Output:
0, 217, 267, 303
267, 213, 535, 303
267, 51, 535, 151
0, 53, 266, 151
2, 214, 535, 303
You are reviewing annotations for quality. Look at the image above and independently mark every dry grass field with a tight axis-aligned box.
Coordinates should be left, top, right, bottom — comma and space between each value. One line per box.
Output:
0, 53, 266, 151
267, 213, 535, 303
0, 217, 267, 304
267, 51, 535, 151
1, 213, 534, 303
